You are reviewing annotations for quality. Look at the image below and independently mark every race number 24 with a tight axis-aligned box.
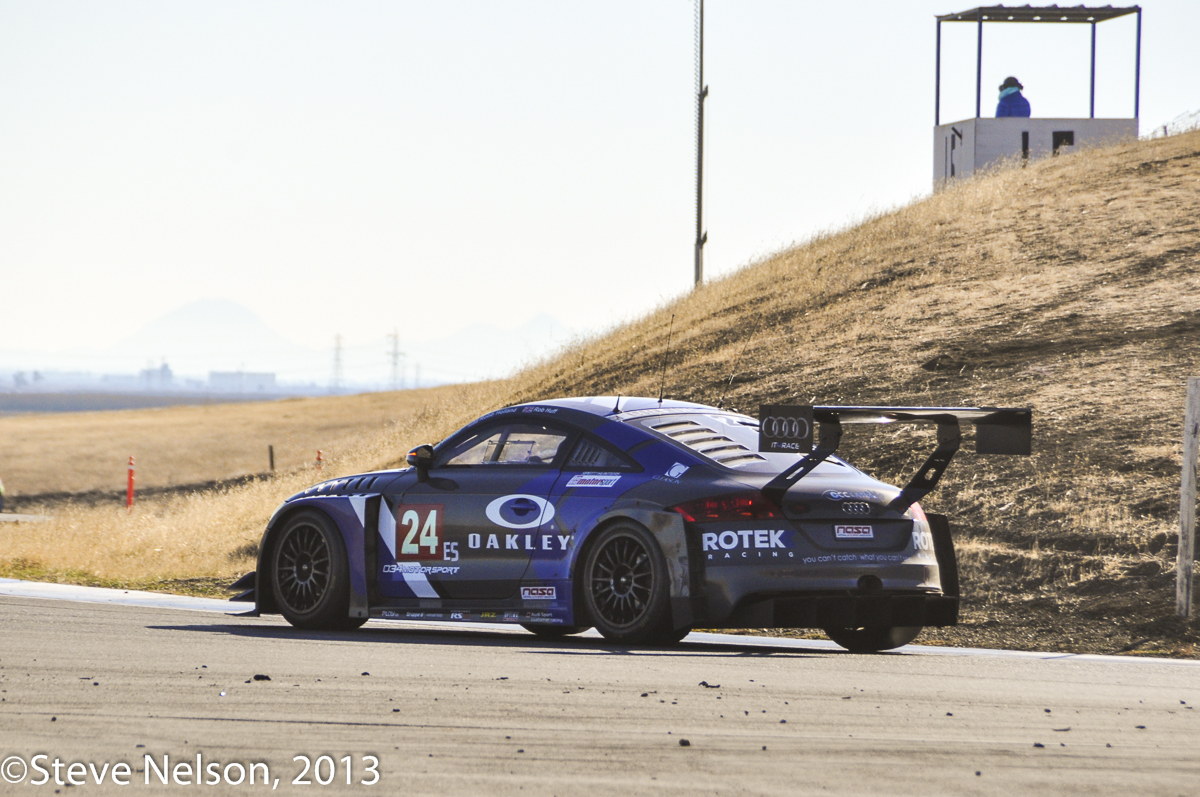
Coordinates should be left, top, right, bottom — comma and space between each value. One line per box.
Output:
396, 504, 443, 560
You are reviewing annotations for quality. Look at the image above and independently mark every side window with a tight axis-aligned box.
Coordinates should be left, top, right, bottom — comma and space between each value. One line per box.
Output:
440, 422, 569, 467
564, 436, 637, 471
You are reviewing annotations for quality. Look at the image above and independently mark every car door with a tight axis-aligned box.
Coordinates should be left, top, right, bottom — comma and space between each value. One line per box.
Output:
377, 419, 572, 601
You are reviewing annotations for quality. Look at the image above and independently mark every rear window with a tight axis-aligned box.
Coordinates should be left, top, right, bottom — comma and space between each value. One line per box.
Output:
634, 412, 847, 474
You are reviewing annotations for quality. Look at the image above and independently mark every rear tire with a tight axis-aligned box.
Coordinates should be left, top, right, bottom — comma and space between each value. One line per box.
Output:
270, 510, 364, 630
582, 522, 674, 645
520, 624, 589, 638
823, 625, 923, 653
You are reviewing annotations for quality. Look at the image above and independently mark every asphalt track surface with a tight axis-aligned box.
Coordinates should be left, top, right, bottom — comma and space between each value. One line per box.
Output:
1, 580, 1197, 796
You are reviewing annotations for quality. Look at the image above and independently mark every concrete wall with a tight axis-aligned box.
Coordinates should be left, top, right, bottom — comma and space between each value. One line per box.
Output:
933, 118, 1137, 189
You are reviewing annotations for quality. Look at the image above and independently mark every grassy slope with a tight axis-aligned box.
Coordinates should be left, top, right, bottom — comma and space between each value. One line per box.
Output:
1, 385, 464, 497
508, 130, 1200, 656
3, 131, 1197, 655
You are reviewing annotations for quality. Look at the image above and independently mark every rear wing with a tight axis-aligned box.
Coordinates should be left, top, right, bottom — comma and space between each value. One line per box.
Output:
759, 405, 1032, 511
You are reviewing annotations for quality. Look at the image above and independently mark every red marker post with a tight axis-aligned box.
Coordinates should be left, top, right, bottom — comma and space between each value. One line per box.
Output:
126, 456, 135, 512
316, 450, 323, 471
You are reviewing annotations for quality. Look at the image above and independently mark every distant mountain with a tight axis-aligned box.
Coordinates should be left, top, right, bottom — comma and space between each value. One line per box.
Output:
0, 299, 577, 389
406, 313, 575, 381
106, 299, 316, 373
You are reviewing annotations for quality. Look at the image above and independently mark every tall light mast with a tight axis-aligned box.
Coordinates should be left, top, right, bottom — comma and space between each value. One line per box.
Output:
693, 0, 708, 287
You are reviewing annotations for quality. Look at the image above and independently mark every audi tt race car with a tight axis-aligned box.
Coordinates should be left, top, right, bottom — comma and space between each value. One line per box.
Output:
233, 397, 1030, 652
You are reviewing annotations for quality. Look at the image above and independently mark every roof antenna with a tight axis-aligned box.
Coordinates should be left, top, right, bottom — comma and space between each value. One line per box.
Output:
658, 314, 676, 406
611, 393, 622, 415
716, 322, 760, 409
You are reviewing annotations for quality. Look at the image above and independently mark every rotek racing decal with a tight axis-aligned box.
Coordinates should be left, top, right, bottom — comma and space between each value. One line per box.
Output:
485, 494, 556, 529
912, 528, 934, 551
835, 524, 874, 539
520, 586, 556, 600
565, 473, 622, 488
702, 528, 796, 561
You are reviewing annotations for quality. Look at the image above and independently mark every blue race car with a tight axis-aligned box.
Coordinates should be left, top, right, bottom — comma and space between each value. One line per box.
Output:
234, 397, 1030, 652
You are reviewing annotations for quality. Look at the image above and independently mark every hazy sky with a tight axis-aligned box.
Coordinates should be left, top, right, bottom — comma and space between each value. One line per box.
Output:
1, 1, 1197, 373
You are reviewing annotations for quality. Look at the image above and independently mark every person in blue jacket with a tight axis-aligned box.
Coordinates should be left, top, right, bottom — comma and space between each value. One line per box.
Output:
996, 76, 1031, 117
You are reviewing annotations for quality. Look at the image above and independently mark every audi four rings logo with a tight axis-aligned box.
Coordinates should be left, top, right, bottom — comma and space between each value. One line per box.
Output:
841, 501, 871, 515
760, 416, 811, 440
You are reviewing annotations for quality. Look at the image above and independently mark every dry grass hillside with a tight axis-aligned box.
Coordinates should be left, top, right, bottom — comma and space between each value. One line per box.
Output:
0, 386, 462, 498
3, 130, 1198, 656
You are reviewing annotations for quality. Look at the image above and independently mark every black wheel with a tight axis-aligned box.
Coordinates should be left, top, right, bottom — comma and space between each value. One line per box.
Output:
823, 625, 923, 653
270, 510, 365, 630
520, 624, 589, 639
582, 522, 674, 645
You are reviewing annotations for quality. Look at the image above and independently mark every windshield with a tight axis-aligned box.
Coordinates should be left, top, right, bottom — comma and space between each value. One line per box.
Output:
633, 411, 850, 474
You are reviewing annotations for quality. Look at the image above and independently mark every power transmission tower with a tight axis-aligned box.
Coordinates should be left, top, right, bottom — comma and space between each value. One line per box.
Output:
386, 329, 405, 391
330, 334, 343, 394
694, 0, 708, 287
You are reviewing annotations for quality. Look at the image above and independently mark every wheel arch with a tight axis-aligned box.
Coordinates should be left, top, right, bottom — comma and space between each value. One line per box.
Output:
570, 507, 694, 631
255, 500, 352, 617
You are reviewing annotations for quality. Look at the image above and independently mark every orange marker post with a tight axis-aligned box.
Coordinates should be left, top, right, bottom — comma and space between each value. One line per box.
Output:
126, 456, 135, 512
317, 450, 323, 471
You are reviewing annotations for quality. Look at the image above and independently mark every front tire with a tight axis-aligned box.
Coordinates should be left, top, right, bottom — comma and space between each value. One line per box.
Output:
823, 625, 923, 653
270, 510, 364, 630
582, 522, 675, 645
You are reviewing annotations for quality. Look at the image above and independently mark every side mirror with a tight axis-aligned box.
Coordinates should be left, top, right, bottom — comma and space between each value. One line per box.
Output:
406, 444, 435, 482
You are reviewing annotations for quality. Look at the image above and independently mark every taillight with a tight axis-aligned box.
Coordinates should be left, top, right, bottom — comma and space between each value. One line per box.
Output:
671, 492, 782, 523
909, 502, 927, 523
